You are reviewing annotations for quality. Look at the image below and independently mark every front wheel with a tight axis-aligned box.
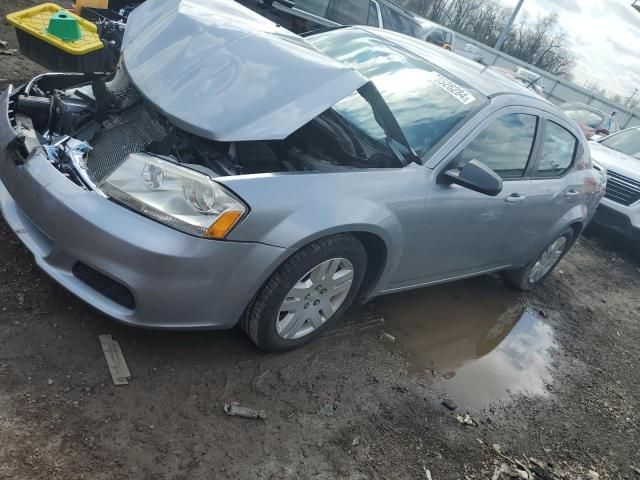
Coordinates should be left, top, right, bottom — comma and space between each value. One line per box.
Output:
502, 228, 574, 291
241, 234, 367, 351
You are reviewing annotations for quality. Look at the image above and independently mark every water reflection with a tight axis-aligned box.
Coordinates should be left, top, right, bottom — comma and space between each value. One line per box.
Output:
375, 276, 556, 405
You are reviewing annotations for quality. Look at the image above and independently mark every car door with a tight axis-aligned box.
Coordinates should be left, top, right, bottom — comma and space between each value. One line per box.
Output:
393, 109, 541, 287
520, 116, 582, 254
326, 0, 380, 26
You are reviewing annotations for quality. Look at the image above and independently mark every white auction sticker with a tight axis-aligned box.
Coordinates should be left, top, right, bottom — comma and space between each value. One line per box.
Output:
428, 72, 476, 105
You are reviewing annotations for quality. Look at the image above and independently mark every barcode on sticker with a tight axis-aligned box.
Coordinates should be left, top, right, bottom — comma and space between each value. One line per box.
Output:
429, 72, 476, 105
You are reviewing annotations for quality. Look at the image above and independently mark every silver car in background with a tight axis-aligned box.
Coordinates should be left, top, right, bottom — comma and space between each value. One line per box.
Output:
0, 0, 604, 351
590, 127, 640, 242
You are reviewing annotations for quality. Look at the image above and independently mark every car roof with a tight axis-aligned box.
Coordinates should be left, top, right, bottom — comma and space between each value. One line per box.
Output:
560, 102, 608, 116
411, 15, 454, 34
352, 27, 544, 100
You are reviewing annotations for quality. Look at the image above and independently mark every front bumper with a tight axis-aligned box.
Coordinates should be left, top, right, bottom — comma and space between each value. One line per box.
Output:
592, 198, 640, 243
0, 88, 288, 329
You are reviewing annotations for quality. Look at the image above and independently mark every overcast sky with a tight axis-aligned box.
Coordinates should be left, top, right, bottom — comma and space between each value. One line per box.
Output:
499, 0, 640, 99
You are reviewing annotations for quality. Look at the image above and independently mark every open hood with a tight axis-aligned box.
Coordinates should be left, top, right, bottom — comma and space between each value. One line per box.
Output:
121, 0, 368, 141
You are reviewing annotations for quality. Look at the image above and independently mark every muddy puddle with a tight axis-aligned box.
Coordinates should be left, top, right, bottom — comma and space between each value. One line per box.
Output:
374, 276, 557, 406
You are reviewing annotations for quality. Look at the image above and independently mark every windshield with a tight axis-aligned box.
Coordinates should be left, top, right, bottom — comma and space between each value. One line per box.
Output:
514, 68, 540, 83
600, 129, 640, 159
562, 105, 605, 129
307, 28, 485, 158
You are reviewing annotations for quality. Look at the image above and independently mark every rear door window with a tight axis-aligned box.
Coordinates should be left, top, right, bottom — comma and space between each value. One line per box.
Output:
327, 0, 371, 24
295, 0, 330, 16
367, 1, 379, 26
380, 4, 418, 36
453, 113, 538, 179
536, 121, 577, 177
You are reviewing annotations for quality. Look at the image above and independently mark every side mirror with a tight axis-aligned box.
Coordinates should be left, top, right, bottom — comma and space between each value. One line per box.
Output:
595, 128, 609, 135
442, 159, 503, 196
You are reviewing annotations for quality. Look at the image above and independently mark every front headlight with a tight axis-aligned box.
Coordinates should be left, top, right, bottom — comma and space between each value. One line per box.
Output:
98, 153, 247, 239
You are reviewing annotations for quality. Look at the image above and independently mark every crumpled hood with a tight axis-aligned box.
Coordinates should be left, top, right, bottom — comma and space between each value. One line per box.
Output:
589, 141, 640, 181
121, 0, 368, 141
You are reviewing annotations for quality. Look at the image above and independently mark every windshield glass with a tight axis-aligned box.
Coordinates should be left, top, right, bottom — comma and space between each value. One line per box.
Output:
600, 129, 640, 159
514, 68, 540, 83
307, 28, 485, 158
562, 106, 604, 129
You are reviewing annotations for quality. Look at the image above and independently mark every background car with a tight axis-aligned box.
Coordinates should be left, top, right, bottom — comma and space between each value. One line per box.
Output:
560, 102, 620, 139
492, 66, 545, 97
589, 127, 640, 242
0, 0, 604, 351
413, 16, 456, 50
239, 0, 422, 36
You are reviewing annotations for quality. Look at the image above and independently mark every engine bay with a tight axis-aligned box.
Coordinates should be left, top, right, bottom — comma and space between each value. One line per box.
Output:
10, 69, 400, 191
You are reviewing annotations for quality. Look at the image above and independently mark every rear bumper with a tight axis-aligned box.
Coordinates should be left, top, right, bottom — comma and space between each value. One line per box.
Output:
0, 88, 287, 329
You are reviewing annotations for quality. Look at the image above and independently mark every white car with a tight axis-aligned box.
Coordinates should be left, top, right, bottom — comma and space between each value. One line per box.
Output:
589, 127, 640, 242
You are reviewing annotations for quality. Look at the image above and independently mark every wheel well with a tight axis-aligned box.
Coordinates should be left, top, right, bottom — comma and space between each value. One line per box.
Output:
569, 222, 584, 244
351, 231, 388, 302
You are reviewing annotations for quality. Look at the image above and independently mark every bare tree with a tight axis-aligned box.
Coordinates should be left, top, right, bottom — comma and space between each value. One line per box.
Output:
398, 0, 575, 78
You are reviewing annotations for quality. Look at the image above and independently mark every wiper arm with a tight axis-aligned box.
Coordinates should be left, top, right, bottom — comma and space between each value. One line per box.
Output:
357, 81, 420, 165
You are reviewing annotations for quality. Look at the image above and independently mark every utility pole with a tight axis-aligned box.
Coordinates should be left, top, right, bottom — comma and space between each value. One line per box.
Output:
627, 88, 639, 107
495, 0, 525, 51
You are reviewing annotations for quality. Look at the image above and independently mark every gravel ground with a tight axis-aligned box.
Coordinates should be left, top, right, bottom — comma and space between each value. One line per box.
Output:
2, 5, 640, 479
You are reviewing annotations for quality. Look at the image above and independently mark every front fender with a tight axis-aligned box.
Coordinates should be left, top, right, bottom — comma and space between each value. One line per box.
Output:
220, 166, 428, 291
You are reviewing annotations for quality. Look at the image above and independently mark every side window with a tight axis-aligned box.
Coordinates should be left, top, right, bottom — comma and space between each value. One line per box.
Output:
367, 1, 379, 26
537, 121, 577, 177
453, 113, 538, 179
327, 0, 370, 25
295, 0, 330, 16
380, 5, 416, 36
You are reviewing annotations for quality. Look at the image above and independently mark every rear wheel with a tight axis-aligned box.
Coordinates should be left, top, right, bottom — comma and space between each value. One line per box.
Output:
502, 228, 574, 291
241, 234, 367, 351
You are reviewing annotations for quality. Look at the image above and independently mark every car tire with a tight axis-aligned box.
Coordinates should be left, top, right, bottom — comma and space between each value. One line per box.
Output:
241, 233, 367, 352
502, 228, 574, 291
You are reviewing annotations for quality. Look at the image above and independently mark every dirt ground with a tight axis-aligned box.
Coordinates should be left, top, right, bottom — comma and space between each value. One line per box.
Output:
2, 4, 640, 479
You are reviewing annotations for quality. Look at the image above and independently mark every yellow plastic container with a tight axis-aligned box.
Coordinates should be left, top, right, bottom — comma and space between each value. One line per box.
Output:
6, 3, 114, 72
7, 3, 103, 55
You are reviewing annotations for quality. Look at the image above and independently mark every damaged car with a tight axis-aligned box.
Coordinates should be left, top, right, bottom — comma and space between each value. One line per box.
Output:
0, 0, 604, 351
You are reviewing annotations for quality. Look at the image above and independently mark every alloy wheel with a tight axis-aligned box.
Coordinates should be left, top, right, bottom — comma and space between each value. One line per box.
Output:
528, 236, 567, 284
275, 257, 354, 340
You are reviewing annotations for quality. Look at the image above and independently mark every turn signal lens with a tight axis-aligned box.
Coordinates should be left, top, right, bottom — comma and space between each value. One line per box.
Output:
205, 210, 244, 239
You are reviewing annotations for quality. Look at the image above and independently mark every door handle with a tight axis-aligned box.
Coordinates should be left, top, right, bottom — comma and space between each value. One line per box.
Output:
505, 193, 527, 203
565, 190, 580, 198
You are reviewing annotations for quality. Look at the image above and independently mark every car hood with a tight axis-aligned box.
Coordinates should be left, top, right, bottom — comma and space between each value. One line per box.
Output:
589, 141, 640, 180
121, 0, 368, 141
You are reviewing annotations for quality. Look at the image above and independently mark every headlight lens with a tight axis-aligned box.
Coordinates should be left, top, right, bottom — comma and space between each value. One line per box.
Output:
98, 153, 247, 238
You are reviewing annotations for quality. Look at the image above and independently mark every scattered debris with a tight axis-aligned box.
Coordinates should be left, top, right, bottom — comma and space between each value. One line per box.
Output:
423, 465, 433, 480
352, 437, 359, 446
223, 402, 267, 420
586, 470, 600, 480
47, 378, 54, 386
456, 413, 478, 427
492, 463, 532, 479
631, 466, 640, 476
379, 331, 396, 342
0, 39, 17, 56
441, 399, 458, 411
320, 403, 335, 416
98, 334, 131, 386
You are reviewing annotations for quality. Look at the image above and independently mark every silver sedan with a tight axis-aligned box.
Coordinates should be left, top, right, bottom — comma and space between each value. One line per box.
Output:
0, 0, 604, 351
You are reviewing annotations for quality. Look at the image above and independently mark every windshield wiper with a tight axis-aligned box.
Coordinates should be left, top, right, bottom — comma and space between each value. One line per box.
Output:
357, 81, 421, 166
